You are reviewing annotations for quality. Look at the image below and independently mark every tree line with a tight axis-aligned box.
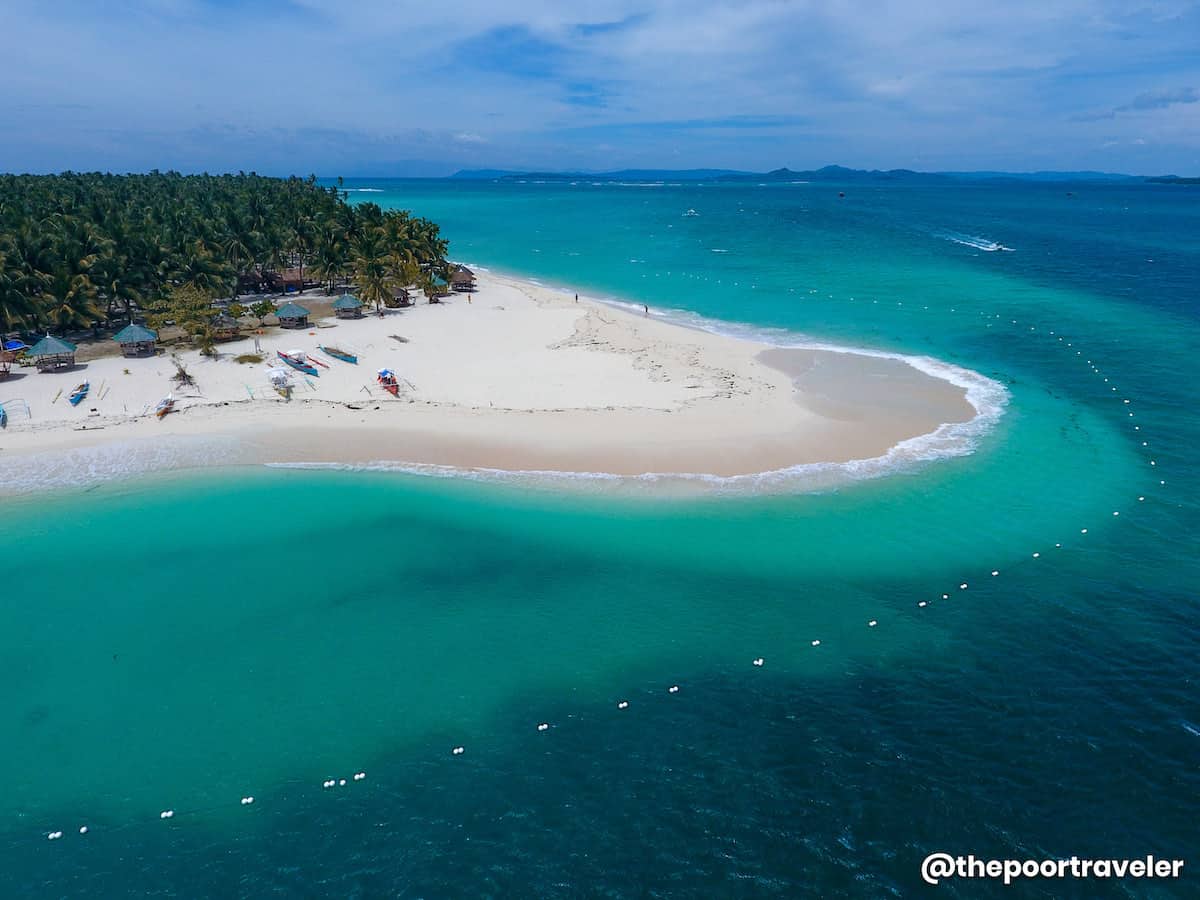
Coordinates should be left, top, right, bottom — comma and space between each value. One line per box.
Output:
0, 171, 451, 336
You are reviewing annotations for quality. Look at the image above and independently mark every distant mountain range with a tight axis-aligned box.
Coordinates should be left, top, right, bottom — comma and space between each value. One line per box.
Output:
450, 165, 1194, 184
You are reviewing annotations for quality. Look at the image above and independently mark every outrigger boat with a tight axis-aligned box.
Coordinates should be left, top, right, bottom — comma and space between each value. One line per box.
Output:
277, 350, 318, 376
377, 368, 400, 397
155, 393, 175, 419
68, 381, 90, 406
319, 345, 358, 364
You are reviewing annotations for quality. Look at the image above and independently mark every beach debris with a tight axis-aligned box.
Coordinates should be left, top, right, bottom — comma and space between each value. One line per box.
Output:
388, 334, 409, 343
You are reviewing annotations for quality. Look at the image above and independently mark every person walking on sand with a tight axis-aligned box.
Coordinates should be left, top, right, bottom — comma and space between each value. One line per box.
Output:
643, 304, 649, 316
575, 293, 578, 303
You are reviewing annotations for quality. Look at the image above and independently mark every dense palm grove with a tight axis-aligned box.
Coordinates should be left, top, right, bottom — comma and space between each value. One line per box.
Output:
0, 172, 450, 336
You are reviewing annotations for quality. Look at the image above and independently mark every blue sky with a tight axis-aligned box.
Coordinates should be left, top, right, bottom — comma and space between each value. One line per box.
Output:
2, 0, 1197, 175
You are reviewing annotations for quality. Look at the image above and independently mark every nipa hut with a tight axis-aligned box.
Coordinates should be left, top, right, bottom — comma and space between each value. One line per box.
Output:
332, 294, 364, 319
211, 313, 242, 342
390, 287, 414, 308
27, 335, 77, 372
449, 266, 476, 292
112, 323, 158, 357
276, 302, 310, 329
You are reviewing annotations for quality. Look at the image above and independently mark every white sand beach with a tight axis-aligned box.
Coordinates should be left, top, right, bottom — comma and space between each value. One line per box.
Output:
0, 272, 986, 491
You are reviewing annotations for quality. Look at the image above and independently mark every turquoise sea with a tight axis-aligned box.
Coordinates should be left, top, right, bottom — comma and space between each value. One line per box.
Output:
2, 177, 1197, 897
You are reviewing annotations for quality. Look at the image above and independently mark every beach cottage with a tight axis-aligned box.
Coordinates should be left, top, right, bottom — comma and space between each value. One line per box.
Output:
276, 302, 310, 329
332, 294, 363, 319
449, 266, 476, 292
27, 334, 77, 371
211, 313, 242, 342
112, 323, 158, 357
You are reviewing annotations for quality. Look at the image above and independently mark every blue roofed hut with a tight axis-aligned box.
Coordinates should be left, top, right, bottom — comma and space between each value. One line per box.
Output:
332, 294, 363, 319
276, 302, 310, 329
112, 323, 158, 357
28, 334, 77, 372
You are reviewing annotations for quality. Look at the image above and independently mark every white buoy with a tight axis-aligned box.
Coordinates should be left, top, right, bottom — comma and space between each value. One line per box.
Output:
991, 570, 999, 576
668, 685, 680, 694
537, 722, 550, 731
811, 639, 821, 647
160, 810, 174, 819
1081, 528, 1088, 534
1138, 496, 1145, 501
48, 831, 62, 840
868, 620, 877, 627
753, 658, 764, 667
339, 778, 347, 785
1055, 543, 1062, 548
354, 772, 366, 780
918, 601, 927, 608
241, 796, 254, 805
1033, 552, 1040, 558
960, 583, 968, 590
1113, 511, 1120, 516
617, 700, 629, 709
323, 779, 334, 788
452, 746, 465, 755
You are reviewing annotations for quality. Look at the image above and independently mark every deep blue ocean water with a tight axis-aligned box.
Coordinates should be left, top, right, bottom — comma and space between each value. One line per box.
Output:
2, 177, 1198, 897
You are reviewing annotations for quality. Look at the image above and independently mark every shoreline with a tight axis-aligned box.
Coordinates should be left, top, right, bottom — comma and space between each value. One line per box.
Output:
0, 271, 1004, 495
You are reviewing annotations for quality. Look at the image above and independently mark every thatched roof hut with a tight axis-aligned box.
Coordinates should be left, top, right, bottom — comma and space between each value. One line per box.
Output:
332, 294, 363, 319
449, 266, 476, 291
276, 302, 310, 329
112, 323, 158, 358
28, 334, 77, 372
211, 313, 242, 341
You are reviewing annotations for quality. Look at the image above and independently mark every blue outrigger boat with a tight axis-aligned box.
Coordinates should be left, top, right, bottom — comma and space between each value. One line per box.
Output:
68, 381, 89, 406
318, 345, 358, 364
277, 350, 318, 376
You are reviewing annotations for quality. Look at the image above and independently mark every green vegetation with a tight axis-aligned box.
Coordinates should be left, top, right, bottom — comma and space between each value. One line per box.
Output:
234, 354, 264, 364
0, 172, 450, 341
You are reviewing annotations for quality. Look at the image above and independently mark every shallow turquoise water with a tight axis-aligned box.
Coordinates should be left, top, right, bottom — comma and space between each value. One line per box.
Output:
2, 179, 1197, 896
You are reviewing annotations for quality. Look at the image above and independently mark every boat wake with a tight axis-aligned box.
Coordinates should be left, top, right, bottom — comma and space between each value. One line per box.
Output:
938, 231, 1015, 252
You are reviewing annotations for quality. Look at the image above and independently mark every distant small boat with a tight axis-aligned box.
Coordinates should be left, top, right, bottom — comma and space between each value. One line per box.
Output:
69, 381, 89, 406
682, 208, 699, 217
155, 393, 175, 419
319, 345, 358, 364
267, 367, 292, 400
277, 350, 318, 376
377, 368, 400, 397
